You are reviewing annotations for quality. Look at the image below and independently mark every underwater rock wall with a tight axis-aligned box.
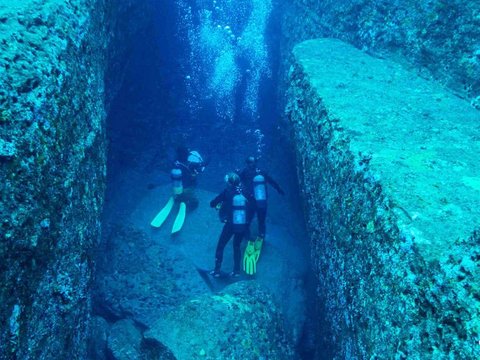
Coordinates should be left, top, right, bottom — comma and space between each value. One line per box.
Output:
281, 0, 480, 107
104, 0, 156, 109
105, 0, 178, 175
144, 281, 296, 360
286, 38, 480, 358
0, 1, 107, 358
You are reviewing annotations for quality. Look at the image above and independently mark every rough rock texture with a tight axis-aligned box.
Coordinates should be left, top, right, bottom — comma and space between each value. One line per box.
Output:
108, 319, 143, 360
104, 0, 157, 109
105, 0, 180, 176
93, 223, 210, 328
89, 315, 176, 360
144, 281, 297, 360
286, 38, 480, 359
88, 316, 110, 360
0, 0, 107, 358
281, 0, 480, 106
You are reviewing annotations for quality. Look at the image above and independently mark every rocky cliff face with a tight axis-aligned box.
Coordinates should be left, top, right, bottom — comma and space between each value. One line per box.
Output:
0, 1, 107, 358
281, 2, 480, 358
281, 0, 480, 107
286, 38, 480, 359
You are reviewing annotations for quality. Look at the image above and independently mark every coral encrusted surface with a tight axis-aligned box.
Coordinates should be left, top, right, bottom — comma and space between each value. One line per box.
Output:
286, 38, 480, 359
0, 0, 107, 358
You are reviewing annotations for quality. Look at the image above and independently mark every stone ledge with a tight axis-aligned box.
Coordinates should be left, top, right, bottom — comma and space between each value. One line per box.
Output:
287, 37, 480, 358
293, 38, 480, 262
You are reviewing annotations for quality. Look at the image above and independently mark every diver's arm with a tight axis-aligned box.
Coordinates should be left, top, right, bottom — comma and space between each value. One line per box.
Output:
210, 190, 226, 208
264, 173, 285, 195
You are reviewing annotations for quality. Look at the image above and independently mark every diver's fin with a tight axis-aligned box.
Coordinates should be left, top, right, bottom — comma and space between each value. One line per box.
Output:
150, 197, 174, 228
196, 267, 243, 292
253, 237, 263, 263
171, 202, 186, 234
242, 241, 256, 275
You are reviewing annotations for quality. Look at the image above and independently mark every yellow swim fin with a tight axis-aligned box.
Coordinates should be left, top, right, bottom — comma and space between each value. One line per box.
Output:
243, 241, 256, 275
171, 202, 186, 234
151, 197, 174, 228
254, 236, 263, 263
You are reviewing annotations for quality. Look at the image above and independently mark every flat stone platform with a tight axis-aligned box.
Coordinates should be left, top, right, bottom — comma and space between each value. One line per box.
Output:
293, 38, 480, 261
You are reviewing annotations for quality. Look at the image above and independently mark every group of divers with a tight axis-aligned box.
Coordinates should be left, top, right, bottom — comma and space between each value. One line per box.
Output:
150, 146, 285, 278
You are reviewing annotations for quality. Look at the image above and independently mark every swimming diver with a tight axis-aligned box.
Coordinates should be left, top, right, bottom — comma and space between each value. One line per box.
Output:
150, 146, 206, 234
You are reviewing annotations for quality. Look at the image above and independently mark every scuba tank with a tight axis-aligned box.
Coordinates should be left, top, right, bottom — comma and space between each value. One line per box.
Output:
253, 174, 267, 208
232, 192, 247, 233
171, 168, 183, 195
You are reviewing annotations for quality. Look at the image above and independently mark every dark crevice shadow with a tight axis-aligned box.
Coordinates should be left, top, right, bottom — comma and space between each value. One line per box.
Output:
195, 267, 253, 293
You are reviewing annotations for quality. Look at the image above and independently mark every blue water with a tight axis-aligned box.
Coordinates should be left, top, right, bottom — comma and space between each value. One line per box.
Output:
100, 0, 313, 358
107, 0, 282, 180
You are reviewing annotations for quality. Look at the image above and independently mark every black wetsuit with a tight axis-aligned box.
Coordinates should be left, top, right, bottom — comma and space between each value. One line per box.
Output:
173, 160, 198, 188
238, 166, 284, 238
210, 185, 249, 273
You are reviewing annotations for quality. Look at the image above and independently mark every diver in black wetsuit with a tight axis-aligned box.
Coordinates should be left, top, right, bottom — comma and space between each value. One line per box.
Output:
238, 156, 284, 240
209, 172, 249, 278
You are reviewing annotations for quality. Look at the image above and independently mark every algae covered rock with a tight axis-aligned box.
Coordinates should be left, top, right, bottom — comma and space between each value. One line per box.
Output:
0, 138, 16, 158
0, 0, 108, 358
286, 37, 480, 359
144, 281, 297, 360
108, 319, 143, 360
88, 316, 110, 360
93, 223, 210, 327
281, 0, 480, 104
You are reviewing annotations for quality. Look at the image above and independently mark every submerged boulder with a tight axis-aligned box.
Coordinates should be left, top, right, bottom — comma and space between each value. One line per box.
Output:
88, 316, 110, 360
93, 223, 210, 327
108, 319, 142, 360
144, 281, 297, 360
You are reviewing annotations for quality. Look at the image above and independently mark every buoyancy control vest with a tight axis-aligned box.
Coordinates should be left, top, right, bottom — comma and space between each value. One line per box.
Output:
232, 191, 247, 233
187, 150, 205, 175
171, 168, 183, 195
253, 174, 267, 208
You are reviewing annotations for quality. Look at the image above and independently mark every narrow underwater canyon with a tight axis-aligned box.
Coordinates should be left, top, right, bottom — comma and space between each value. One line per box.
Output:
0, 0, 479, 359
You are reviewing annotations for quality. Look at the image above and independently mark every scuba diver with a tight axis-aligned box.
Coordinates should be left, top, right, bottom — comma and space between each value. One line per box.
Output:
173, 146, 205, 189
239, 156, 285, 274
172, 146, 205, 209
209, 172, 249, 278
150, 146, 206, 234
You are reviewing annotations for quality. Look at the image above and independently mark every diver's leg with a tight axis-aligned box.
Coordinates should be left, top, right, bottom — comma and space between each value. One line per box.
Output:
214, 223, 233, 272
257, 207, 267, 238
181, 188, 199, 211
245, 204, 256, 240
232, 232, 243, 274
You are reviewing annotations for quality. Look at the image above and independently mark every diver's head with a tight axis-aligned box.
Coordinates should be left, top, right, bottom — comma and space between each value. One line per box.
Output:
225, 172, 240, 187
187, 150, 205, 174
245, 156, 257, 169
